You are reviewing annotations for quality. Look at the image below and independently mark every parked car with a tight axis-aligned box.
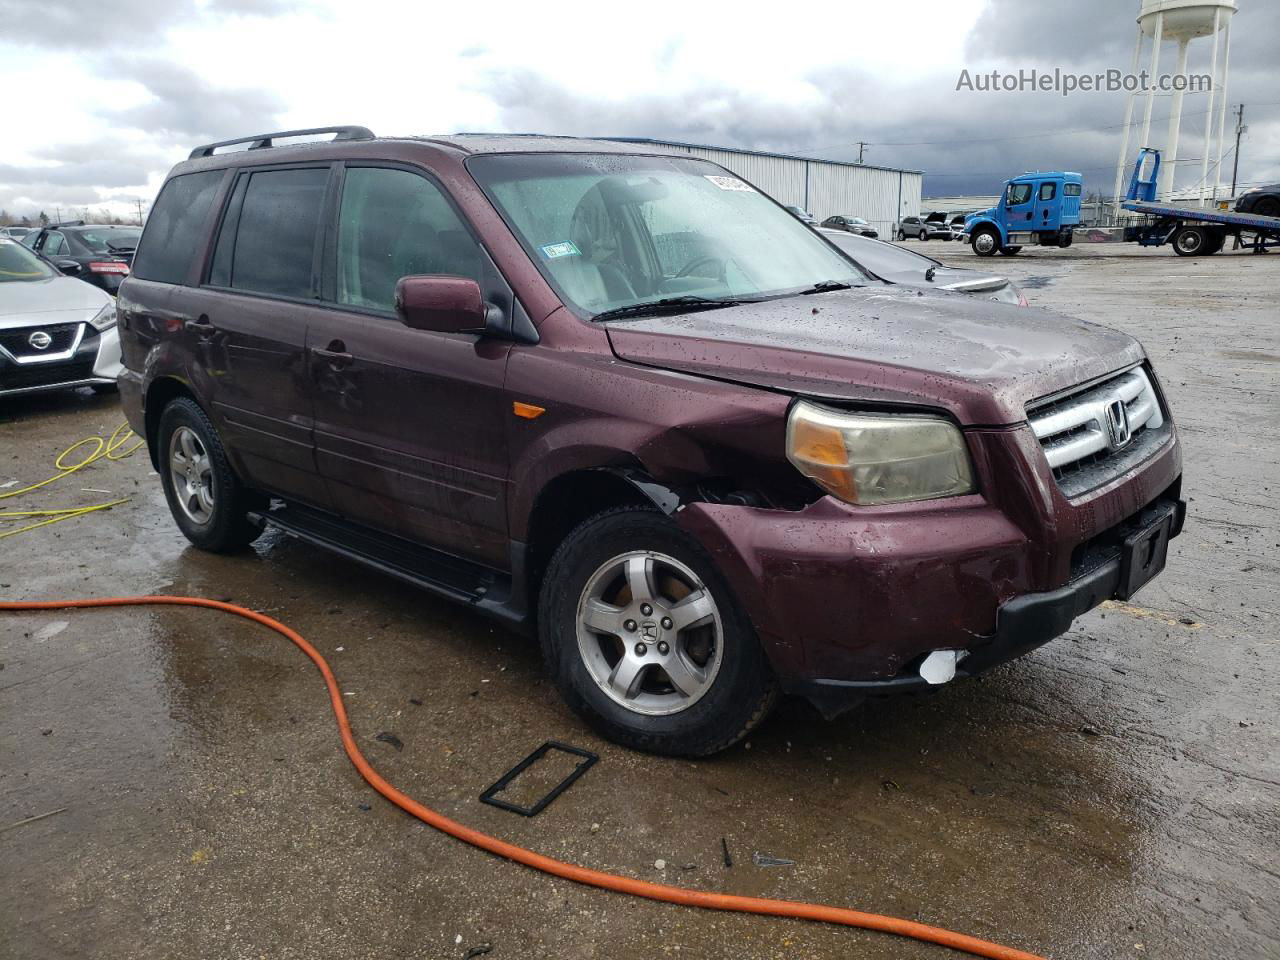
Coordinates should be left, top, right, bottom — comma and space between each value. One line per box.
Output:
0, 226, 33, 240
896, 215, 951, 241
0, 238, 121, 398
21, 222, 141, 294
118, 127, 1185, 757
820, 215, 878, 238
818, 228, 1026, 305
784, 205, 818, 225
1234, 183, 1280, 219
948, 215, 967, 240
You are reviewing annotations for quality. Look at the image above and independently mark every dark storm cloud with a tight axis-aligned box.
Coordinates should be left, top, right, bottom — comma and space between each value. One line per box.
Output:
105, 57, 284, 141
483, 0, 1278, 198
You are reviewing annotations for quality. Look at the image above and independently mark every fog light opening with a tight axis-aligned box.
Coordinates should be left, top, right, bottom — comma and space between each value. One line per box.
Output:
919, 649, 968, 685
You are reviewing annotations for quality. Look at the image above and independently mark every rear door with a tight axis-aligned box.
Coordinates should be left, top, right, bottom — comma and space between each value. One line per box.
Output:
307, 163, 514, 567
189, 163, 333, 507
1037, 180, 1060, 231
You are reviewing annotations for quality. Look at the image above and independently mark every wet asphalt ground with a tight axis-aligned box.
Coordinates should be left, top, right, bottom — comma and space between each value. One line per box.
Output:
1, 243, 1277, 960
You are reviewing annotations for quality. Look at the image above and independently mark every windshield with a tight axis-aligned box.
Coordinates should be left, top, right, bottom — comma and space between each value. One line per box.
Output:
76, 227, 141, 253
822, 231, 938, 275
469, 153, 870, 317
0, 238, 58, 282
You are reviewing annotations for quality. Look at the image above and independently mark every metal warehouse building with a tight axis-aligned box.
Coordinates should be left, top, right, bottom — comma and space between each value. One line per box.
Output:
607, 138, 923, 238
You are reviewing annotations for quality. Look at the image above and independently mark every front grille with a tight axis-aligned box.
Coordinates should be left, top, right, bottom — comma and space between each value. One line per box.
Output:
1028, 366, 1172, 498
0, 356, 97, 391
0, 322, 84, 361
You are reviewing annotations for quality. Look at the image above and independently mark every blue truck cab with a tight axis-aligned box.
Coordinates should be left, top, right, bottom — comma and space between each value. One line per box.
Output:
964, 171, 1082, 257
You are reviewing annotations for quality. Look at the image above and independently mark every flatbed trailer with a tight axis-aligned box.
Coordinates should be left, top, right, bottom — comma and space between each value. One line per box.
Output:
1121, 148, 1280, 256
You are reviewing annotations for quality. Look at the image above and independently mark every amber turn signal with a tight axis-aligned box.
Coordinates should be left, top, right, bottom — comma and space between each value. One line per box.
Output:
513, 402, 546, 419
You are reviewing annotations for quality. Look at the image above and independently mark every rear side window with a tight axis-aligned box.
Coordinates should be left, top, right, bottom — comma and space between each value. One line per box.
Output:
225, 167, 329, 299
1039, 182, 1057, 201
42, 232, 67, 256
132, 170, 223, 284
1064, 183, 1082, 197
334, 167, 483, 312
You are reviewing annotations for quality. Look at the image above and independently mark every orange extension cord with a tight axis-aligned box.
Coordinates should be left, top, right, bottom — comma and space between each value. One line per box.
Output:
1, 595, 1047, 960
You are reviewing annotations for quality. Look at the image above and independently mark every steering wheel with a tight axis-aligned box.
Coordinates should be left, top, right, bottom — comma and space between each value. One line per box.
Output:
675, 255, 726, 281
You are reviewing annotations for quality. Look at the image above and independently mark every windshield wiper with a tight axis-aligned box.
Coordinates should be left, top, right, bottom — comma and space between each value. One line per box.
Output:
799, 280, 857, 294
592, 295, 754, 322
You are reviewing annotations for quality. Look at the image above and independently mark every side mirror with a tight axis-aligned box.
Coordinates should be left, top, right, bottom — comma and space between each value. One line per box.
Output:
394, 275, 486, 334
55, 259, 82, 276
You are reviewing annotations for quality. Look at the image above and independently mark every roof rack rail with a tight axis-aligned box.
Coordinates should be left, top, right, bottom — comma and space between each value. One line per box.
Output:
188, 125, 375, 159
49, 220, 86, 228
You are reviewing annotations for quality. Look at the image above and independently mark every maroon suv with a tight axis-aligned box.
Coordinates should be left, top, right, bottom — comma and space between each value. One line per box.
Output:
117, 127, 1185, 756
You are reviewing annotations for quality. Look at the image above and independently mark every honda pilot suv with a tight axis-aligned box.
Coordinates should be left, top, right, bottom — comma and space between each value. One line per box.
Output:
117, 127, 1185, 756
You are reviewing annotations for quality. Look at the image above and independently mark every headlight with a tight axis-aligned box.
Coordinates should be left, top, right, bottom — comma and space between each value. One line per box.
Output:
88, 301, 117, 332
786, 401, 975, 505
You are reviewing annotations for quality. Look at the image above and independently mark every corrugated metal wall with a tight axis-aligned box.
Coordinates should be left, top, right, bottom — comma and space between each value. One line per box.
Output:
632, 140, 923, 238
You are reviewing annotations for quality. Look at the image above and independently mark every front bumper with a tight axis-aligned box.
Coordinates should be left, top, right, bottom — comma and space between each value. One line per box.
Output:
676, 422, 1184, 716
789, 497, 1186, 717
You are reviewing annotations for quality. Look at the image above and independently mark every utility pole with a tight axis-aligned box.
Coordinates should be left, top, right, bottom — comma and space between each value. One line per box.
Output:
135, 199, 145, 226
1229, 103, 1245, 196
856, 141, 868, 164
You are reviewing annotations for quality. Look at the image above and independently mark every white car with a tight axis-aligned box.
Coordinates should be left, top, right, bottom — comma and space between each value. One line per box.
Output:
0, 238, 121, 398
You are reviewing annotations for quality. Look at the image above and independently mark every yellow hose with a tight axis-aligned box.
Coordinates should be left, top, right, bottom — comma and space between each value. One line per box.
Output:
0, 423, 141, 539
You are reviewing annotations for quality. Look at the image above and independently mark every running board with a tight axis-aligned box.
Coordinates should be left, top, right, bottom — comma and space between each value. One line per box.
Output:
250, 501, 529, 629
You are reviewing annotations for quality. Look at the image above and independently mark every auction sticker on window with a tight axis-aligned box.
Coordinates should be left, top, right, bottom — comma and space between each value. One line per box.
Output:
704, 175, 755, 192
540, 241, 581, 259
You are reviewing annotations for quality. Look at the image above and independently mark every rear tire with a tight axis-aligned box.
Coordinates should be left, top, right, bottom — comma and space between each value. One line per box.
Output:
1254, 197, 1280, 218
897, 230, 906, 241
539, 506, 777, 756
157, 397, 264, 552
1172, 226, 1209, 257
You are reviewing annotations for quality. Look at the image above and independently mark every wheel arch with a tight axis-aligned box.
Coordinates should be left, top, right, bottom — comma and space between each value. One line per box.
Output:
143, 376, 204, 471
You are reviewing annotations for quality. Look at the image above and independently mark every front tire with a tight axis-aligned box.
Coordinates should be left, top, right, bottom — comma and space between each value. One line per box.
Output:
157, 397, 263, 552
918, 229, 928, 241
539, 506, 777, 756
971, 226, 1001, 257
999, 245, 1022, 256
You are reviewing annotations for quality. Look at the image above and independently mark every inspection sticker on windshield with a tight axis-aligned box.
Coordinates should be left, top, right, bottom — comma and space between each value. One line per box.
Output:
540, 241, 580, 259
704, 175, 754, 192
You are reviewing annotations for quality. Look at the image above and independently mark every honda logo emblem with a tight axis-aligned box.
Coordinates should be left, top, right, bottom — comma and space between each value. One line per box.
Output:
1104, 398, 1131, 449
28, 330, 52, 350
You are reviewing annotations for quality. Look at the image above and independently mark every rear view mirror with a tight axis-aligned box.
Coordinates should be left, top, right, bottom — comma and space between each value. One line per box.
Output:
54, 259, 82, 276
394, 275, 487, 334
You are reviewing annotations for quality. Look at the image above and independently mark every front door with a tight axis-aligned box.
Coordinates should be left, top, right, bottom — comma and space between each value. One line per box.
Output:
308, 164, 513, 567
192, 163, 333, 508
1004, 181, 1034, 226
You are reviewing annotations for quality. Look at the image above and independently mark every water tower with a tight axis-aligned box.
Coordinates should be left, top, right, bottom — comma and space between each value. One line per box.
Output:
1112, 0, 1235, 211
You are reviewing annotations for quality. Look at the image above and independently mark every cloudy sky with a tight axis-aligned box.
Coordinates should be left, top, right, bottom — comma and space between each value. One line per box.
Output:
1, 0, 1276, 221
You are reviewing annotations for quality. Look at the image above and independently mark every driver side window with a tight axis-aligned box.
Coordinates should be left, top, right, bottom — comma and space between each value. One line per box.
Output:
335, 167, 483, 313
1006, 184, 1032, 206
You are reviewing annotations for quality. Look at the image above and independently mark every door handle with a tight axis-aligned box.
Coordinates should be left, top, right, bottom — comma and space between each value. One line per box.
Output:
187, 314, 215, 340
312, 340, 353, 367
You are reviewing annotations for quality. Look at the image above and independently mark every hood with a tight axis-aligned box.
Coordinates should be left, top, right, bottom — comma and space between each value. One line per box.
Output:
604, 287, 1143, 426
0, 276, 110, 329
966, 208, 997, 226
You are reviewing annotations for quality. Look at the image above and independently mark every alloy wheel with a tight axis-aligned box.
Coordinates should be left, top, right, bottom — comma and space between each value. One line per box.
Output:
575, 550, 724, 716
169, 425, 215, 525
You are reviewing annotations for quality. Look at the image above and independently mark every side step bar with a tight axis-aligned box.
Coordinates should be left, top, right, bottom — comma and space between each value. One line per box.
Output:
250, 501, 529, 630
